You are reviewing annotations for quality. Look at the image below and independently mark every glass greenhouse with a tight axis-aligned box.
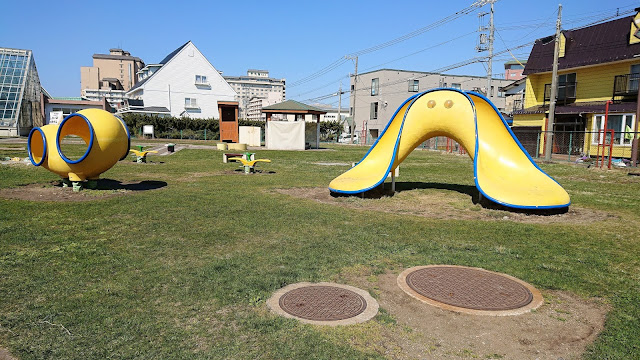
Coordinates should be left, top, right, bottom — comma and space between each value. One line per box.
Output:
0, 47, 42, 136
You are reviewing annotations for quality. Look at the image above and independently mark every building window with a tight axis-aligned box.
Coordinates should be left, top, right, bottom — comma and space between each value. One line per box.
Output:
371, 78, 379, 96
185, 98, 198, 108
558, 73, 577, 100
629, 64, 640, 92
408, 79, 419, 92
451, 83, 461, 90
370, 102, 378, 120
592, 113, 635, 145
195, 75, 208, 85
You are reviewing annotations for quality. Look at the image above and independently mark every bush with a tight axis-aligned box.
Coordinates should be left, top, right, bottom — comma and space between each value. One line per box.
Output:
320, 120, 343, 141
121, 113, 220, 139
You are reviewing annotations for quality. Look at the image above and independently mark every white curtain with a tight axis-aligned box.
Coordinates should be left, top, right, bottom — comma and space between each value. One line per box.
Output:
266, 121, 305, 150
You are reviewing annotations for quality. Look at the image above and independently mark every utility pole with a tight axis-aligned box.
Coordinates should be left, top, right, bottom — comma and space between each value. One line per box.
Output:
545, 4, 562, 162
337, 82, 342, 142
486, 0, 495, 100
476, 0, 495, 98
346, 55, 358, 144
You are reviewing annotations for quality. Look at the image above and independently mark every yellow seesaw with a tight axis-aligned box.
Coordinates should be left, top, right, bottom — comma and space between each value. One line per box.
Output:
130, 149, 158, 163
228, 157, 271, 174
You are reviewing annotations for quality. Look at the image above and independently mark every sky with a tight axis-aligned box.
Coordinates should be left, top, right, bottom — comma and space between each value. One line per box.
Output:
2, 0, 638, 106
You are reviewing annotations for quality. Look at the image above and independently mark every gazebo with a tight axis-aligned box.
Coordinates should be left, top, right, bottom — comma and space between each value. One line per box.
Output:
262, 100, 327, 149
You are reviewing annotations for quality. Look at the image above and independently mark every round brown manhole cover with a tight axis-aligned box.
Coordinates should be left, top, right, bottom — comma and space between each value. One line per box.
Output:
279, 286, 366, 321
398, 265, 543, 316
267, 282, 379, 325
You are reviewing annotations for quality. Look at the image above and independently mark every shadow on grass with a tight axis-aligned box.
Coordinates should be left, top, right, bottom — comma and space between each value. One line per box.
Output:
332, 181, 569, 216
96, 179, 168, 191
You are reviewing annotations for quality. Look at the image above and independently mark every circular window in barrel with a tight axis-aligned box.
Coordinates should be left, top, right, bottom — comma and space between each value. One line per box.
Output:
267, 282, 379, 325
397, 265, 543, 316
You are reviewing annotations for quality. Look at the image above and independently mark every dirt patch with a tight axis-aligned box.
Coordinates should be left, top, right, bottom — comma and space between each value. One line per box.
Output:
221, 169, 276, 176
347, 271, 609, 360
0, 347, 16, 360
0, 179, 167, 202
274, 187, 614, 225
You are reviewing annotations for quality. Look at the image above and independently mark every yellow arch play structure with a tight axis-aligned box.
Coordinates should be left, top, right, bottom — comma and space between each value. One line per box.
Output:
329, 89, 570, 210
28, 109, 130, 190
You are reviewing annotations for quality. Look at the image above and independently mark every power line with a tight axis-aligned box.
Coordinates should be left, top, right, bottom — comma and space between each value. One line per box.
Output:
297, 4, 635, 103
288, 1, 496, 89
348, 0, 499, 57
360, 31, 477, 73
287, 57, 349, 88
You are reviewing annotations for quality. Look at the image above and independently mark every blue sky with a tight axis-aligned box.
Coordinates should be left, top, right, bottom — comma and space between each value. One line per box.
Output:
2, 0, 637, 105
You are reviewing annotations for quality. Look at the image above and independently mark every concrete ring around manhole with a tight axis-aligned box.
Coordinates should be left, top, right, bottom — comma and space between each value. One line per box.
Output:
267, 282, 379, 326
397, 265, 543, 316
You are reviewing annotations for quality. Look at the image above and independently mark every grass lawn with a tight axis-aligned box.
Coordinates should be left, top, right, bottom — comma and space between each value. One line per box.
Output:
1, 142, 639, 359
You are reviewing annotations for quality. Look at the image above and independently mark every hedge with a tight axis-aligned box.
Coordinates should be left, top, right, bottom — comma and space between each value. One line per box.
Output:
121, 113, 340, 141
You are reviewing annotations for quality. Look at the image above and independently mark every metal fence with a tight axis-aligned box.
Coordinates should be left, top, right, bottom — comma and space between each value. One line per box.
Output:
508, 130, 640, 163
362, 130, 640, 165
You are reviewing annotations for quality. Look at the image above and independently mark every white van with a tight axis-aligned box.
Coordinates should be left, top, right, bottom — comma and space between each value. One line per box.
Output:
338, 133, 359, 144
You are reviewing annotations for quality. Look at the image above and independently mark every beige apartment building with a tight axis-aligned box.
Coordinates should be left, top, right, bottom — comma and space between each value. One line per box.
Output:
224, 70, 285, 119
350, 69, 511, 143
80, 49, 145, 107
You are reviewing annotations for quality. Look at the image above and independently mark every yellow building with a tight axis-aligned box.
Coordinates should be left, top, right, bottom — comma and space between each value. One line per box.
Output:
513, 12, 640, 160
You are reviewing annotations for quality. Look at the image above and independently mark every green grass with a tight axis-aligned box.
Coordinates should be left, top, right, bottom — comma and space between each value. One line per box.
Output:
1, 142, 640, 359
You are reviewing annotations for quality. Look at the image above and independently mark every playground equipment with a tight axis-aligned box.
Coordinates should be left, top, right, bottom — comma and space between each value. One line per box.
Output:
223, 151, 255, 163
329, 89, 570, 210
28, 109, 130, 191
129, 149, 158, 163
228, 153, 271, 174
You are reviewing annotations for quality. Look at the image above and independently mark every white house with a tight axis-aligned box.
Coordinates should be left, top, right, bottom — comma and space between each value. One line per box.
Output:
124, 41, 236, 118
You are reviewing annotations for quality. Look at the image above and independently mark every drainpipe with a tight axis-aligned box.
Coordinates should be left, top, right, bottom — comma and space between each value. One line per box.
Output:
633, 80, 640, 166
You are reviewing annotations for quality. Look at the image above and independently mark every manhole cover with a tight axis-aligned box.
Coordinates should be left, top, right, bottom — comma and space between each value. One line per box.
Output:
279, 286, 366, 321
267, 282, 379, 325
398, 265, 543, 315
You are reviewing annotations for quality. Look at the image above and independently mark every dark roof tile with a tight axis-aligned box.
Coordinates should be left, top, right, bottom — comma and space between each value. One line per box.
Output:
524, 16, 640, 75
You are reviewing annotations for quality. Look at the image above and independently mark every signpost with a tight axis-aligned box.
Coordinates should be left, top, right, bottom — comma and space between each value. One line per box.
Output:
49, 111, 63, 125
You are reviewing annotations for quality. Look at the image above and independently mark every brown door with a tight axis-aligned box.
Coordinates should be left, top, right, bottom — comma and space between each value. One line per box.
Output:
219, 105, 238, 143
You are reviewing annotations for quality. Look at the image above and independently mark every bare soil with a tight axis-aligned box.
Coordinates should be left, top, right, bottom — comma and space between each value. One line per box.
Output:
0, 179, 167, 202
0, 348, 15, 360
345, 271, 609, 360
274, 187, 614, 225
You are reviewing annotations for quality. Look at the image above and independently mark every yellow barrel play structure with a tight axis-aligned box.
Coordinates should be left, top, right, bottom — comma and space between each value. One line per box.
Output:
28, 109, 130, 189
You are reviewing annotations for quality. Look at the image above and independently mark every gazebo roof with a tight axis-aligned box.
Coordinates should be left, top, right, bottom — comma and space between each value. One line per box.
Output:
262, 100, 327, 114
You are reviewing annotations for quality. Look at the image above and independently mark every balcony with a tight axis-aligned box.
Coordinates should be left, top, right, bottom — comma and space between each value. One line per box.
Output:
544, 82, 577, 106
612, 73, 640, 101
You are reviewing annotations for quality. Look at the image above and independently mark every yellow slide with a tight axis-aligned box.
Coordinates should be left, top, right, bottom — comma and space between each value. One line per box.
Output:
329, 89, 570, 210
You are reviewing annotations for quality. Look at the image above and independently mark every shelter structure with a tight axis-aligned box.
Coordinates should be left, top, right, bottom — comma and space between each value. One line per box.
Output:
262, 100, 326, 149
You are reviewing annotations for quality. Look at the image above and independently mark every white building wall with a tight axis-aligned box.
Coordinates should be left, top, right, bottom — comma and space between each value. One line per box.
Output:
132, 42, 236, 119
351, 69, 511, 141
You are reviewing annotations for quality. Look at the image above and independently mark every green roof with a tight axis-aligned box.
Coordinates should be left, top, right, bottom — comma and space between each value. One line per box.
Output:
504, 59, 527, 66
262, 99, 326, 113
52, 97, 84, 101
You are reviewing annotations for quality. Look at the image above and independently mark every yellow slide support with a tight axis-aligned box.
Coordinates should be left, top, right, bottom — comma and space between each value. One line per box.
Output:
329, 89, 570, 210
